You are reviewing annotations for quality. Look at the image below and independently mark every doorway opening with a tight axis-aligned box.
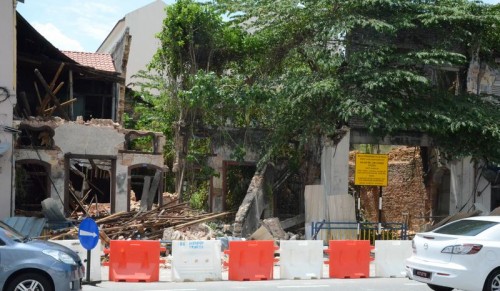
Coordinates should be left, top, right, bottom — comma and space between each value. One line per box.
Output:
15, 160, 51, 214
223, 162, 256, 211
65, 154, 116, 214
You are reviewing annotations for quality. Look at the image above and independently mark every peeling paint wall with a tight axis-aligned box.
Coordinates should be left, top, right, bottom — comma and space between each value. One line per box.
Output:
467, 58, 498, 95
0, 1, 17, 218
463, 58, 497, 214
208, 130, 265, 212
14, 118, 165, 214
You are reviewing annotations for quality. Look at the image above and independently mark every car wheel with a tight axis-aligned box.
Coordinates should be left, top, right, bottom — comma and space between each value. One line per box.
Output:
427, 284, 453, 291
6, 272, 53, 291
484, 268, 500, 291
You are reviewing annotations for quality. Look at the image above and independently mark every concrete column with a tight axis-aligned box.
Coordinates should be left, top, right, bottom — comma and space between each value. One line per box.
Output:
449, 157, 475, 214
321, 131, 350, 197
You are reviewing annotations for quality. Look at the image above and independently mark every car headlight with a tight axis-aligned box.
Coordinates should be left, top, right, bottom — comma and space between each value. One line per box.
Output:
42, 250, 77, 265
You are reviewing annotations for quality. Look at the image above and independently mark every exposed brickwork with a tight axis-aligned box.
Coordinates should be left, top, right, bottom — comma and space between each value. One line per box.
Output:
349, 146, 429, 232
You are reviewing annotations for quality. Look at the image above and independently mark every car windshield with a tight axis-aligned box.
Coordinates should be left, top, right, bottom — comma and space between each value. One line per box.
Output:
0, 221, 26, 242
433, 219, 498, 236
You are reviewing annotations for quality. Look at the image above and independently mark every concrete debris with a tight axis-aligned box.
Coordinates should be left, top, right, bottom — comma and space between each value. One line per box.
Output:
162, 223, 215, 241
261, 217, 288, 240
249, 225, 274, 240
249, 217, 305, 241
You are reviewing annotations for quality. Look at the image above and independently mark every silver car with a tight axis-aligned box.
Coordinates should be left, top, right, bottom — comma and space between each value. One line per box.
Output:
0, 221, 85, 291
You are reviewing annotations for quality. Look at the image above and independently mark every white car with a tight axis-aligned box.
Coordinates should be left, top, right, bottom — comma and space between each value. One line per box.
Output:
406, 216, 500, 291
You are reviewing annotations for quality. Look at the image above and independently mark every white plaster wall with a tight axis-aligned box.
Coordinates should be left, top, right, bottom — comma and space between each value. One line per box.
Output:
321, 132, 350, 197
15, 123, 165, 213
0, 0, 17, 218
125, 0, 166, 87
96, 20, 126, 54
54, 124, 124, 155
116, 153, 165, 212
320, 132, 356, 224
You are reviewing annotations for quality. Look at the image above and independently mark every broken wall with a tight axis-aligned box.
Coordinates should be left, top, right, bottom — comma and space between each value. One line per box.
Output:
208, 129, 267, 212
350, 147, 428, 232
14, 118, 165, 215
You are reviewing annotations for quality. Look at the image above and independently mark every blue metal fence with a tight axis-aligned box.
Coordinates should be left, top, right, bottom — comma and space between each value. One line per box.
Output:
311, 221, 408, 243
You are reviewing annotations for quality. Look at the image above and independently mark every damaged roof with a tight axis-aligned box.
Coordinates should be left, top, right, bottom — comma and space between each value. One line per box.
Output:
16, 12, 121, 81
62, 51, 116, 73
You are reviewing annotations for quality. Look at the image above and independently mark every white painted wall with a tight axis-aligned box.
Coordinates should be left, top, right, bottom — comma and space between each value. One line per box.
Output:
97, 0, 166, 89
322, 133, 350, 197
0, 0, 17, 218
319, 133, 356, 224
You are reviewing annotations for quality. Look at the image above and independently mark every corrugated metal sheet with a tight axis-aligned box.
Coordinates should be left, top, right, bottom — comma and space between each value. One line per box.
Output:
2, 216, 47, 238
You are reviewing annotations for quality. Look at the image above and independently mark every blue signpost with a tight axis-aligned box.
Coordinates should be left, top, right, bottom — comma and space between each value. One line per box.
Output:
78, 217, 99, 283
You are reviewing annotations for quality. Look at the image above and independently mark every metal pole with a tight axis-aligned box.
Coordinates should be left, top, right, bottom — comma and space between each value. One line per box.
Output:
378, 186, 382, 240
86, 249, 91, 282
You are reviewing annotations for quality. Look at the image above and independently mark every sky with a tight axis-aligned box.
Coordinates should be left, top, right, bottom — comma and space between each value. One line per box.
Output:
16, 0, 500, 53
16, 0, 175, 52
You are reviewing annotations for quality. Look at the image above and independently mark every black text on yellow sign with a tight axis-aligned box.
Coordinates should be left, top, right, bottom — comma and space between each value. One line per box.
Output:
354, 153, 389, 186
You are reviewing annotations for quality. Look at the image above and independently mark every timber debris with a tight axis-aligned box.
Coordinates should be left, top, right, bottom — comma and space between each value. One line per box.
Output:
47, 196, 233, 243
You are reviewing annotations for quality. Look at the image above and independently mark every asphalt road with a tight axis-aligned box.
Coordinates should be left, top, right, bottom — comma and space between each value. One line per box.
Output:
82, 277, 433, 291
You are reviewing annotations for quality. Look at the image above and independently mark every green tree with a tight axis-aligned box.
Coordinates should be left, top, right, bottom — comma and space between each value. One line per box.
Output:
214, 0, 500, 164
142, 0, 250, 199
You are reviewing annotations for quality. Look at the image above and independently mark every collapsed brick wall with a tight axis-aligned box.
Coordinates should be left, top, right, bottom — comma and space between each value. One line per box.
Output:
349, 146, 430, 233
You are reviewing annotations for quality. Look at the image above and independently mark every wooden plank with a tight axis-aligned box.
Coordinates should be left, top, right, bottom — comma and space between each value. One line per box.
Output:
173, 212, 232, 230
33, 82, 42, 105
34, 69, 69, 119
139, 176, 152, 211
146, 170, 162, 210
44, 98, 77, 113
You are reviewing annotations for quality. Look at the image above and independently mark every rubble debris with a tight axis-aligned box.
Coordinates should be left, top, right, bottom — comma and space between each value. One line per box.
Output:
261, 217, 288, 240
163, 223, 214, 240
249, 217, 305, 241
249, 225, 274, 240
47, 197, 233, 242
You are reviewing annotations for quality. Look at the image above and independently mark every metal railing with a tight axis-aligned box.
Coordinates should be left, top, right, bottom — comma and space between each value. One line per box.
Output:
311, 221, 408, 244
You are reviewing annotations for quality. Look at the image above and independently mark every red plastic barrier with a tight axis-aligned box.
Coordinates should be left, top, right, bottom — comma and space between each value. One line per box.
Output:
325, 240, 371, 279
108, 240, 162, 282
224, 240, 278, 281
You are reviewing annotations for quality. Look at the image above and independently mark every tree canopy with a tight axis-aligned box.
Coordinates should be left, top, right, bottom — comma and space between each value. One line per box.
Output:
133, 0, 500, 190
214, 0, 500, 163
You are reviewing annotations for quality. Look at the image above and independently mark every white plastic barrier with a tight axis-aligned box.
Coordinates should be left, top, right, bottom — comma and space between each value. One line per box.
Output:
172, 240, 222, 282
50, 239, 102, 282
279, 240, 324, 279
374, 240, 413, 278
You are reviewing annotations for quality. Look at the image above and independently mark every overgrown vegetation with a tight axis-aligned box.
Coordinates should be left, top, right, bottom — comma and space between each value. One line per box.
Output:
129, 0, 500, 209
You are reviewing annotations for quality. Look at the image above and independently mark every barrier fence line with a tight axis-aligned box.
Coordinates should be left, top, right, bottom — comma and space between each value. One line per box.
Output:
96, 238, 414, 282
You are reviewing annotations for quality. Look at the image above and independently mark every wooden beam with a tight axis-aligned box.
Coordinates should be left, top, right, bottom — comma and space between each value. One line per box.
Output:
173, 212, 233, 230
44, 98, 77, 113
35, 68, 70, 119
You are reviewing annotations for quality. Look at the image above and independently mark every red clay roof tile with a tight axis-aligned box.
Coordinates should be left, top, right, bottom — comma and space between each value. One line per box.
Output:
62, 51, 116, 73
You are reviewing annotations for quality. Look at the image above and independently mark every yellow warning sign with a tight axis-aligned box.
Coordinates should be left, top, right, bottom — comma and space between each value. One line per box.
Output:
354, 154, 388, 186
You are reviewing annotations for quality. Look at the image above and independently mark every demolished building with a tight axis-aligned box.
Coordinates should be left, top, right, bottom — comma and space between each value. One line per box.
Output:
3, 12, 167, 219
